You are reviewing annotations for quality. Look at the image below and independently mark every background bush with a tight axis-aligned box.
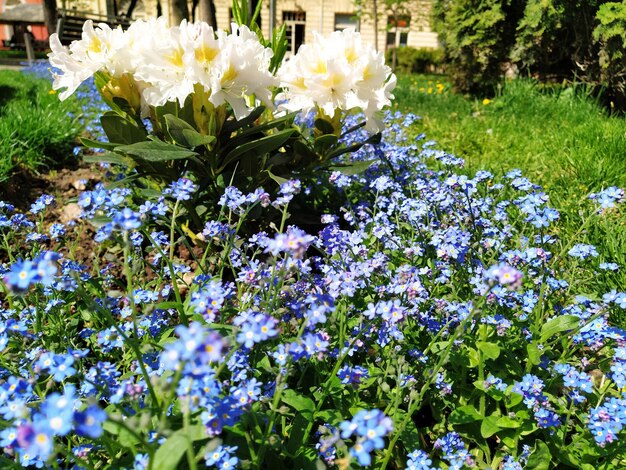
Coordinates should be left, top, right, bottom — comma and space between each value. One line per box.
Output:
385, 46, 444, 74
432, 0, 525, 94
432, 0, 626, 108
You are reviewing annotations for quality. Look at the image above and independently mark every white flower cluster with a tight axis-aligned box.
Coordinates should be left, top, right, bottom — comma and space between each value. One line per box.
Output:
49, 19, 395, 130
49, 18, 275, 119
276, 29, 396, 132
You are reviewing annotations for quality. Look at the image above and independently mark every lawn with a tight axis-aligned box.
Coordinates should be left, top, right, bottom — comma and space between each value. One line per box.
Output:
0, 69, 82, 182
395, 74, 626, 325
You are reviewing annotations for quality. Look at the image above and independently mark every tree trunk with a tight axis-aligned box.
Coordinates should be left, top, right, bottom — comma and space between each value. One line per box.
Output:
170, 0, 189, 24
42, 0, 58, 37
208, 0, 217, 28
198, 0, 217, 30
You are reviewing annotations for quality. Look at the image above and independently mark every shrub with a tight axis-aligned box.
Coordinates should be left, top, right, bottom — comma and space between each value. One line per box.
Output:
593, 2, 626, 108
434, 0, 626, 107
432, 0, 524, 94
385, 46, 444, 74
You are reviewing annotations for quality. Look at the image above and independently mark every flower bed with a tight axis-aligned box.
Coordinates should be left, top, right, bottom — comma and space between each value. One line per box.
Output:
1, 109, 626, 468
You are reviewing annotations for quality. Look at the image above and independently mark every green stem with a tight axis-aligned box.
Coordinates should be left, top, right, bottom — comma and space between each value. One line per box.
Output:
143, 230, 187, 326
379, 305, 480, 470
122, 233, 161, 408
299, 324, 367, 448
183, 397, 198, 470
477, 325, 487, 416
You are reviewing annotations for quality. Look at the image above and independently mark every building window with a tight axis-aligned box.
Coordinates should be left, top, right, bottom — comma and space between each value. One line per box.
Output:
386, 14, 410, 48
334, 13, 357, 31
283, 11, 306, 56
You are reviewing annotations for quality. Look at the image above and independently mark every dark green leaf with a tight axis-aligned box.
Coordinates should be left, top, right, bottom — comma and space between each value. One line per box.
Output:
525, 440, 551, 470
266, 169, 290, 185
83, 151, 131, 166
153, 425, 206, 470
115, 140, 199, 162
219, 129, 296, 171
164, 114, 215, 148
221, 106, 265, 136
153, 433, 188, 470
314, 118, 335, 135
287, 413, 310, 455
449, 405, 483, 424
101, 112, 147, 145
314, 134, 339, 153
281, 389, 315, 419
327, 159, 376, 176
539, 315, 579, 342
480, 415, 501, 438
234, 112, 297, 141
80, 137, 118, 151
102, 419, 140, 449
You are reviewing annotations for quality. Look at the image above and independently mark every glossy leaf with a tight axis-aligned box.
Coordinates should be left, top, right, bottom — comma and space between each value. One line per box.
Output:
164, 114, 215, 148
100, 112, 147, 145
449, 405, 483, 424
539, 315, 580, 342
115, 140, 199, 162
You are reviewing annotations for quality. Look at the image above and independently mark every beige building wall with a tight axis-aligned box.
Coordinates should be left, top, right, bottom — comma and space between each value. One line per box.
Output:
210, 0, 438, 51
72, 0, 438, 50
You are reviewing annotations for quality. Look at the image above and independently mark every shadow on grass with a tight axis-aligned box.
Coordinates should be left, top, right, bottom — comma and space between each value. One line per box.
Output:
0, 85, 17, 109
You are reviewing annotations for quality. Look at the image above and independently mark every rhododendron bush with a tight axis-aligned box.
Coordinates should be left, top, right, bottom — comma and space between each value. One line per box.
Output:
47, 17, 394, 221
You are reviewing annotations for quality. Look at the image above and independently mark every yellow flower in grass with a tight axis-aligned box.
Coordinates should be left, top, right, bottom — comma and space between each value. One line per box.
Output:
482, 98, 491, 105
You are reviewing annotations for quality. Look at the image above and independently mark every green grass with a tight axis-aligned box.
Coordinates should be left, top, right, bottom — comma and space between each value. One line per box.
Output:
0, 50, 49, 59
0, 70, 82, 182
394, 74, 626, 324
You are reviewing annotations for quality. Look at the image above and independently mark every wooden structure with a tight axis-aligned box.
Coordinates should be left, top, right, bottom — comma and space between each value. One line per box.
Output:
0, 3, 46, 64
55, 9, 131, 45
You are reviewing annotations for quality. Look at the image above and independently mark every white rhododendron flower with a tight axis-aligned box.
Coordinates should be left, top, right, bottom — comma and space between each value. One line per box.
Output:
133, 22, 194, 107
277, 29, 395, 132
49, 20, 126, 100
48, 18, 276, 120
208, 24, 276, 119
48, 19, 393, 129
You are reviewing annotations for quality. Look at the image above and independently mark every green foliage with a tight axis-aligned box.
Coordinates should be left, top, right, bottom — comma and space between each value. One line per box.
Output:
385, 46, 444, 74
87, 82, 380, 229
594, 2, 626, 106
513, 0, 601, 78
433, 0, 626, 106
0, 70, 82, 182
432, 0, 523, 94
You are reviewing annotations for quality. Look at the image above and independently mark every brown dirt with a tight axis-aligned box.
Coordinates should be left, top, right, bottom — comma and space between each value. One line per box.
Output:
0, 164, 103, 266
